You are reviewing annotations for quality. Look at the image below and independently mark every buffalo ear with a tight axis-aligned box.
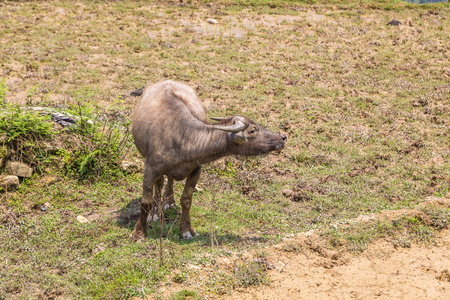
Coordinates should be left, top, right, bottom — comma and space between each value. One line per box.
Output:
230, 131, 246, 144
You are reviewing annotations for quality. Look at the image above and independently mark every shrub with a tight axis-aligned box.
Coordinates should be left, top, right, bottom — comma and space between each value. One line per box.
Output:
0, 105, 53, 166
0, 97, 132, 180
62, 103, 133, 180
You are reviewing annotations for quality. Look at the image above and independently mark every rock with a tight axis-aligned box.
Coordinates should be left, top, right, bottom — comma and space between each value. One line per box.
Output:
42, 176, 59, 186
0, 145, 7, 166
76, 215, 90, 223
387, 19, 401, 26
121, 160, 143, 173
6, 161, 33, 178
0, 175, 20, 192
130, 87, 145, 97
41, 202, 52, 211
281, 189, 294, 198
45, 145, 59, 155
207, 18, 218, 24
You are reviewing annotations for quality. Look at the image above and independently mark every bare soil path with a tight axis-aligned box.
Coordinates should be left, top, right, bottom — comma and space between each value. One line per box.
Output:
226, 230, 450, 299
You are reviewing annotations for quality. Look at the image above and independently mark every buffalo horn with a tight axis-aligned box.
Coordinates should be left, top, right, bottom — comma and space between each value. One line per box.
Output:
210, 117, 229, 121
213, 117, 246, 133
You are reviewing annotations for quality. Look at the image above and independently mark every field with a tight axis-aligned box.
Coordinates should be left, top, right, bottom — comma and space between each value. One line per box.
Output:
0, 0, 449, 299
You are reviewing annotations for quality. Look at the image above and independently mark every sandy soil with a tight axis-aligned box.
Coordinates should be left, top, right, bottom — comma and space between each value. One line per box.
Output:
225, 230, 450, 300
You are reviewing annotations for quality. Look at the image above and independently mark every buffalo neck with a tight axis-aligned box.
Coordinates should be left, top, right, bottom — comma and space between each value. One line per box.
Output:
182, 120, 229, 165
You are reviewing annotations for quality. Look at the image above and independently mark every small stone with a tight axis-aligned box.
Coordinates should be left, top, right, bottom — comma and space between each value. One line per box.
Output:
45, 145, 59, 155
349, 170, 361, 177
0, 175, 20, 192
41, 202, 52, 211
389, 196, 400, 203
281, 189, 294, 198
43, 176, 59, 186
77, 215, 90, 223
6, 161, 33, 178
121, 160, 143, 173
387, 19, 401, 26
207, 18, 218, 24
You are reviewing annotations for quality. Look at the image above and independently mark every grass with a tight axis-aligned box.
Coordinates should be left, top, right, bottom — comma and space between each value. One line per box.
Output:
0, 0, 449, 298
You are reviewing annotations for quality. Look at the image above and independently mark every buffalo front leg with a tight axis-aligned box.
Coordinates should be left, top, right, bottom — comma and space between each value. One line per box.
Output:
163, 177, 176, 209
180, 167, 201, 240
149, 176, 164, 222
130, 166, 158, 241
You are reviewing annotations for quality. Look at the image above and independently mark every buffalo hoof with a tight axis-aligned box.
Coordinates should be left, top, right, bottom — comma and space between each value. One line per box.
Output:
181, 230, 199, 240
163, 202, 176, 210
130, 229, 146, 242
147, 214, 159, 223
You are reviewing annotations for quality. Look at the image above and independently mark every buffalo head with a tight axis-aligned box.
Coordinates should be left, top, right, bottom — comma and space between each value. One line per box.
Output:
211, 116, 287, 156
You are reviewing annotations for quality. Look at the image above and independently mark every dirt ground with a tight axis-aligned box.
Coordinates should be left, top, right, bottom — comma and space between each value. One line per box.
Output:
1, 1, 449, 298
224, 229, 450, 300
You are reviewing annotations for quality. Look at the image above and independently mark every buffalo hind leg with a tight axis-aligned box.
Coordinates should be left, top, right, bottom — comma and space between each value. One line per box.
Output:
180, 167, 201, 240
148, 177, 176, 222
130, 166, 158, 241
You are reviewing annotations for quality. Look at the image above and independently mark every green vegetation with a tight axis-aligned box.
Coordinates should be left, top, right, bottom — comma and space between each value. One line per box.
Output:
62, 103, 132, 179
0, 102, 131, 179
0, 104, 53, 167
325, 207, 450, 252
0, 0, 449, 299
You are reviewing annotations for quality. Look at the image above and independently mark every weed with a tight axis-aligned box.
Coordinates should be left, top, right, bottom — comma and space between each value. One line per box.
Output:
0, 78, 7, 104
170, 289, 199, 300
172, 271, 189, 284
26, 84, 40, 106
423, 208, 450, 230
233, 258, 270, 288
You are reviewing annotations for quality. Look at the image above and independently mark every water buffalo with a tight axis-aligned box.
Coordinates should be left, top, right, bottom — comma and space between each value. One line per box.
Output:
130, 80, 286, 241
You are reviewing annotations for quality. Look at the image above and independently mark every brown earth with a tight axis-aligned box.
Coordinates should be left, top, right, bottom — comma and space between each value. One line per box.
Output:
161, 198, 450, 299
1, 2, 449, 298
225, 230, 450, 300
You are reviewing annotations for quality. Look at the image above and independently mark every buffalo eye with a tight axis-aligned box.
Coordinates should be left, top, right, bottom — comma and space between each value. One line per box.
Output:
249, 127, 258, 135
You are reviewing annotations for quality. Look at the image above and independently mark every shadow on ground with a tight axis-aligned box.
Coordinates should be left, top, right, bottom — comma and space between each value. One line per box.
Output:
112, 197, 248, 246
